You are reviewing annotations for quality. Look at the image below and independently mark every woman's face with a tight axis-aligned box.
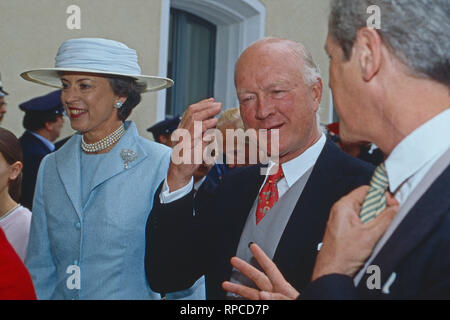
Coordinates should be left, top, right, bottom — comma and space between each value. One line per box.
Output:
60, 72, 122, 136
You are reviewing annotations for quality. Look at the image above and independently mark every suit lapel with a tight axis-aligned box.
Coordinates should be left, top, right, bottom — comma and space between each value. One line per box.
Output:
87, 122, 147, 196
274, 141, 346, 287
359, 165, 450, 292
227, 164, 265, 240
54, 121, 147, 218
55, 133, 83, 218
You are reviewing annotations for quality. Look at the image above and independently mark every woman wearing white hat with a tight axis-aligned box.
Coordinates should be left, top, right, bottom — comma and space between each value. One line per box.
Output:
21, 38, 205, 300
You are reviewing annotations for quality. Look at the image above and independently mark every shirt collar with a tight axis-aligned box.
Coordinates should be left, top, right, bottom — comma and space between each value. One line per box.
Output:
194, 176, 207, 191
29, 130, 55, 152
385, 109, 450, 193
268, 133, 326, 188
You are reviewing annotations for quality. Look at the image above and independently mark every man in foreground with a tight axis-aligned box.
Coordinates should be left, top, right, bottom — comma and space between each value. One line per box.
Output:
145, 37, 373, 299
223, 0, 450, 299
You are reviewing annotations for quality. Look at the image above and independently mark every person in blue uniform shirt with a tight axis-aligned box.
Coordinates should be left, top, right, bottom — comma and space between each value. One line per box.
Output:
18, 90, 65, 210
147, 115, 181, 146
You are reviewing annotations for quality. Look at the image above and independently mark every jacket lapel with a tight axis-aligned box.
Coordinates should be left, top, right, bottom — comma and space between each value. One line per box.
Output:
220, 164, 265, 280
54, 121, 147, 218
55, 133, 83, 218
359, 165, 450, 293
274, 140, 345, 287
87, 122, 147, 196
226, 164, 266, 242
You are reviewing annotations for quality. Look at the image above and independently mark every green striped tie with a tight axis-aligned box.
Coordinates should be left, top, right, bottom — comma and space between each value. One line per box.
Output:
360, 162, 389, 223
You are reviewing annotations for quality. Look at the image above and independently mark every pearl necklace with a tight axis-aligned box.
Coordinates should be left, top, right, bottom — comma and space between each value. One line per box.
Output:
81, 123, 125, 153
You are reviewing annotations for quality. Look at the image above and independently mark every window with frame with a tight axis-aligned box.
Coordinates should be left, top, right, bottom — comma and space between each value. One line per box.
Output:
166, 8, 216, 117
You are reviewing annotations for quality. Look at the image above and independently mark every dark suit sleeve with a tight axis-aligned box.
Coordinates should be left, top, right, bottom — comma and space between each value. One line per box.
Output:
21, 153, 47, 209
299, 274, 357, 300
19, 133, 52, 210
418, 212, 450, 299
145, 182, 206, 293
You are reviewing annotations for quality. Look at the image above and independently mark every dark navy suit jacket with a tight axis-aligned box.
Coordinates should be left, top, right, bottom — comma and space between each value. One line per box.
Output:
300, 164, 450, 300
146, 140, 374, 299
19, 131, 52, 210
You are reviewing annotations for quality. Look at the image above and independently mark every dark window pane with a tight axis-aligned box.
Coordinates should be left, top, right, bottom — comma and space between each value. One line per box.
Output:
166, 9, 216, 117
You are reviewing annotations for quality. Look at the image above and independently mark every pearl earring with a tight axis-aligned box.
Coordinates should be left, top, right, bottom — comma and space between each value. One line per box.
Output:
114, 101, 123, 109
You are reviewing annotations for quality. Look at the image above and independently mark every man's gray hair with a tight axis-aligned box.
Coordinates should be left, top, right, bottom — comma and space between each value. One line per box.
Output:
289, 40, 322, 86
329, 0, 450, 86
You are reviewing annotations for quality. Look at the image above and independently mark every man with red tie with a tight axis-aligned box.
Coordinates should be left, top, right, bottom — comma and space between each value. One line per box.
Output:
145, 37, 374, 299
220, 0, 450, 300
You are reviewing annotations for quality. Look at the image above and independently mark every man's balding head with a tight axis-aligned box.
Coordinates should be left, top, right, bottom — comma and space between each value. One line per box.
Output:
234, 37, 323, 164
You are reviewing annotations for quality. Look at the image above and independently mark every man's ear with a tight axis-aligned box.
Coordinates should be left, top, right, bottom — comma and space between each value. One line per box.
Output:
355, 27, 382, 82
310, 78, 323, 112
45, 120, 56, 132
44, 121, 52, 131
158, 134, 172, 147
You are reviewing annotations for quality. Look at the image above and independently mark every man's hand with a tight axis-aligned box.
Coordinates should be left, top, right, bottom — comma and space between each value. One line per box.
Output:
167, 98, 221, 192
222, 243, 299, 300
311, 186, 399, 281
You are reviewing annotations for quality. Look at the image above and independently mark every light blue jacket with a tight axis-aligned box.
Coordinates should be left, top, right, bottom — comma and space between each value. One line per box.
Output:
25, 121, 205, 300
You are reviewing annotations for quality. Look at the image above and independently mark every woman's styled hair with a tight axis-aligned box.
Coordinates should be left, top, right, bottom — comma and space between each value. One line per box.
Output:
0, 127, 23, 202
108, 76, 147, 121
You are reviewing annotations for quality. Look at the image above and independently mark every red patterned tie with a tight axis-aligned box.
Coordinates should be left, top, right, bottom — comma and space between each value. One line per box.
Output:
256, 166, 284, 225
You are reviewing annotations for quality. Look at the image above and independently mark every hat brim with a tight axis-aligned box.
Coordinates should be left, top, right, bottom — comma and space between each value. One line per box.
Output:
20, 68, 173, 93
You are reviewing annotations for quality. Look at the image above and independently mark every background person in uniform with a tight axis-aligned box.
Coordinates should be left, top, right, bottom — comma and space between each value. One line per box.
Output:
147, 115, 181, 146
0, 73, 9, 123
222, 0, 450, 300
18, 90, 65, 210
146, 37, 374, 299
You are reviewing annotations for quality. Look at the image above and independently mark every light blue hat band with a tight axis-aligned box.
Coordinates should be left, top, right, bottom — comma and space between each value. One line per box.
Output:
55, 38, 142, 75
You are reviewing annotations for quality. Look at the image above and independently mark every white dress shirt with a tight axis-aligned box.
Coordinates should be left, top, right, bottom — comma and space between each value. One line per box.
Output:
354, 109, 450, 285
386, 109, 450, 205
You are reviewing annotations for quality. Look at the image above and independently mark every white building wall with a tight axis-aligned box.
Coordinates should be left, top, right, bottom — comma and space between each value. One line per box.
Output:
0, 0, 332, 141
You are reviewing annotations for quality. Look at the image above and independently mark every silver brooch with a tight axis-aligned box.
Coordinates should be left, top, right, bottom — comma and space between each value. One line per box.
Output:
120, 149, 137, 169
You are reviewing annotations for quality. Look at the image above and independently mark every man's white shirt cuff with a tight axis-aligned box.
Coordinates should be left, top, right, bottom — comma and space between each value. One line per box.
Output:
159, 177, 194, 204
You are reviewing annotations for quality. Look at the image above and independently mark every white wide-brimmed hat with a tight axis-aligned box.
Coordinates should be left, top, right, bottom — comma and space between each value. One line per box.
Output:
21, 38, 173, 92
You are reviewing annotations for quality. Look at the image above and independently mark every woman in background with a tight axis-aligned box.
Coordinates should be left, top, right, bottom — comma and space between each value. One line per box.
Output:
0, 127, 32, 262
